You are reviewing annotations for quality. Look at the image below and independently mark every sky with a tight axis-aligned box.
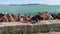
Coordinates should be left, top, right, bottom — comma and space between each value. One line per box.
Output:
0, 0, 60, 5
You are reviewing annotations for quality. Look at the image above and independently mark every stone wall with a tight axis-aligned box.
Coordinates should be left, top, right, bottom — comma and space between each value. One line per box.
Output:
0, 20, 60, 34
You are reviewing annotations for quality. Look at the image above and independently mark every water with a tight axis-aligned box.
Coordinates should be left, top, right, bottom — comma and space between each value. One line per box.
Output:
0, 5, 60, 15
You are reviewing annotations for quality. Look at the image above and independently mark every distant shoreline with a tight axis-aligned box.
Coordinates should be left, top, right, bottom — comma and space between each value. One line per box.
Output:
0, 4, 59, 6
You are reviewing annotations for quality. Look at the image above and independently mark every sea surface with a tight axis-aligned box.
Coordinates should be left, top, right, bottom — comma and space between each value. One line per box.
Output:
0, 4, 60, 15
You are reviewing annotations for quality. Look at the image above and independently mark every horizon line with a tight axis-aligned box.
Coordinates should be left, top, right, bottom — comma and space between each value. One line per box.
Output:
0, 3, 60, 5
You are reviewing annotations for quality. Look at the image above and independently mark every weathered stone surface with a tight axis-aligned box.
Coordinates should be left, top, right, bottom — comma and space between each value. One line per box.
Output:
0, 20, 60, 34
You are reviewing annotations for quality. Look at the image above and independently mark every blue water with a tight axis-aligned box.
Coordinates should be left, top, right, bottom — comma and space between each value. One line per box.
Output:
0, 5, 60, 15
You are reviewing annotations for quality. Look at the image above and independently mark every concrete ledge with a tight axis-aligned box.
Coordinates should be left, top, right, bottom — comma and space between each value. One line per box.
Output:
0, 20, 60, 34
0, 20, 60, 27
0, 20, 60, 30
